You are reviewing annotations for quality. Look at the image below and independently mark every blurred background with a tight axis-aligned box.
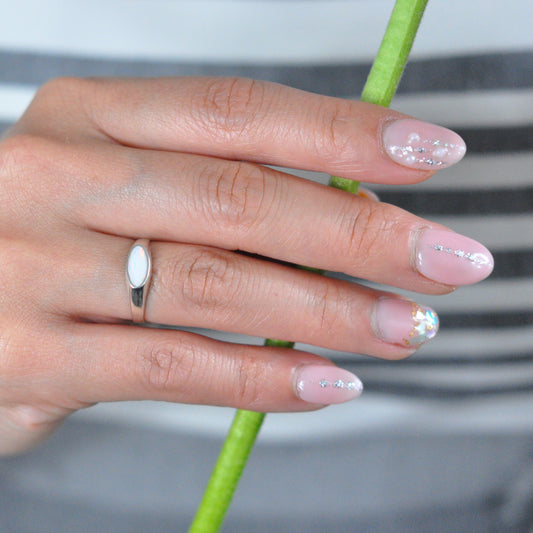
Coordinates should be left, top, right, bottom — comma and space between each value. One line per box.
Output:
1, 1, 532, 531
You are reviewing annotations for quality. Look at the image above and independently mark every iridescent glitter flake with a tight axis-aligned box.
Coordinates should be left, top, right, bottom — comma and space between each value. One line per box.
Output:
404, 303, 439, 346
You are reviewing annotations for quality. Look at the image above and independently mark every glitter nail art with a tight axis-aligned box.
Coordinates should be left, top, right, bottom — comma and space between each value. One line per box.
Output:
389, 134, 463, 168
404, 303, 439, 346
415, 228, 495, 285
295, 365, 364, 404
315, 378, 363, 392
432, 244, 488, 265
383, 119, 467, 170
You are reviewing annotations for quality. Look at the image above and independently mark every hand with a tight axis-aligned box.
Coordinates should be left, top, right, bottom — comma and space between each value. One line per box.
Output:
0, 77, 493, 454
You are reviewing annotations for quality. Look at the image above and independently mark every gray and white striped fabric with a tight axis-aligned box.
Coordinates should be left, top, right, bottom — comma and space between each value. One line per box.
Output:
1, 1, 533, 531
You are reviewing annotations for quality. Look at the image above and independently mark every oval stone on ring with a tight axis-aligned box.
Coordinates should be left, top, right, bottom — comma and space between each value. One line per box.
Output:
127, 243, 151, 289
127, 239, 152, 322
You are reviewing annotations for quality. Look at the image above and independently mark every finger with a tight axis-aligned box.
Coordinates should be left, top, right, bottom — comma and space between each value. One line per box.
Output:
0, 404, 72, 456
60, 323, 364, 412
69, 148, 493, 292
356, 186, 380, 202
27, 77, 466, 184
70, 236, 439, 358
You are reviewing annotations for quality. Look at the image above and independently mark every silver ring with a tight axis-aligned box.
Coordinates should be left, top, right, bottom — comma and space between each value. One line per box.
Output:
126, 239, 152, 323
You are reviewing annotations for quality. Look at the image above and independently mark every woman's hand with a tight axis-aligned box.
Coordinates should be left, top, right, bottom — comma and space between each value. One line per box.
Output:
0, 77, 493, 454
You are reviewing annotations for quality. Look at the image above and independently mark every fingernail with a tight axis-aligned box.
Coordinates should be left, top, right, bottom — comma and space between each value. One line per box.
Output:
414, 228, 494, 285
383, 119, 466, 170
373, 297, 439, 347
357, 187, 380, 202
294, 365, 363, 404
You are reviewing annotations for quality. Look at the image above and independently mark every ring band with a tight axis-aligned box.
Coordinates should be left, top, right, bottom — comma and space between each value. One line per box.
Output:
126, 239, 152, 322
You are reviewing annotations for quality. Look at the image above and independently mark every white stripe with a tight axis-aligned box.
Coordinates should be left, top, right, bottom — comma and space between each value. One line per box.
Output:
367, 153, 533, 192
0, 84, 37, 122
191, 323, 533, 360
0, 0, 395, 62
75, 392, 533, 441
417, 327, 533, 358
307, 327, 533, 360
0, 0, 531, 63
392, 89, 533, 128
354, 278, 533, 315
407, 153, 533, 191
405, 278, 533, 313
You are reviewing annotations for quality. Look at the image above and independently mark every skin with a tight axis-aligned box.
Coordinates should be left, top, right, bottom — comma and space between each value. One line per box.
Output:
0, 77, 459, 455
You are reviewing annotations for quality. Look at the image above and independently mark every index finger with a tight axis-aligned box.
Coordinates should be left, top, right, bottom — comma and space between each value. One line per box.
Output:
35, 77, 466, 184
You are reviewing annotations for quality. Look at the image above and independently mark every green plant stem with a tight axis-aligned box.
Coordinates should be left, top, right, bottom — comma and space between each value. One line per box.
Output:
329, 0, 428, 193
189, 1, 429, 531
188, 410, 266, 533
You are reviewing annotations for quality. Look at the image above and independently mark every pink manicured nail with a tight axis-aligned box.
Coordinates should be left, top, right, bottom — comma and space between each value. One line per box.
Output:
415, 228, 494, 285
383, 119, 466, 170
373, 298, 439, 347
294, 365, 363, 404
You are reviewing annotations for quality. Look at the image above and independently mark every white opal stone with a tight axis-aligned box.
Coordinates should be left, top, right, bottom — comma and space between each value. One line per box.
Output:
127, 245, 150, 288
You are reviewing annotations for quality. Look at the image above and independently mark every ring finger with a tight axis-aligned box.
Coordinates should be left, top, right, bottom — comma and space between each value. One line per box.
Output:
69, 232, 440, 359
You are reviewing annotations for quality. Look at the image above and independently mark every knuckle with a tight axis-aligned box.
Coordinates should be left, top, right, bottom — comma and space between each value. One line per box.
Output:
312, 282, 345, 335
195, 77, 266, 141
31, 77, 90, 112
0, 134, 43, 184
338, 201, 392, 263
232, 353, 265, 408
137, 339, 194, 393
196, 160, 270, 232
157, 247, 243, 313
314, 100, 355, 161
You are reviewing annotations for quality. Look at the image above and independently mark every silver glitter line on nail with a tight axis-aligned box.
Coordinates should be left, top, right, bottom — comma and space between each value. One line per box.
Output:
432, 244, 488, 265
316, 379, 362, 392
404, 303, 439, 347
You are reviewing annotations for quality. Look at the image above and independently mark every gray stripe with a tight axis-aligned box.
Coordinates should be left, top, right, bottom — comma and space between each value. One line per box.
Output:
380, 187, 533, 216
359, 380, 533, 398
1, 50, 532, 95
0, 121, 10, 135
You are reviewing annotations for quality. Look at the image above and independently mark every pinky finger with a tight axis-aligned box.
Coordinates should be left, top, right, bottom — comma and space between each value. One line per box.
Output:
67, 324, 364, 412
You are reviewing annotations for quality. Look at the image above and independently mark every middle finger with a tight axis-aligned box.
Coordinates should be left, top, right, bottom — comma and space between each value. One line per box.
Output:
71, 146, 494, 293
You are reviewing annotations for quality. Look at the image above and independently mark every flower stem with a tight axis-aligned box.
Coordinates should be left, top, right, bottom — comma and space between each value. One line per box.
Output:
189, 1, 429, 531
188, 410, 266, 533
329, 0, 429, 193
